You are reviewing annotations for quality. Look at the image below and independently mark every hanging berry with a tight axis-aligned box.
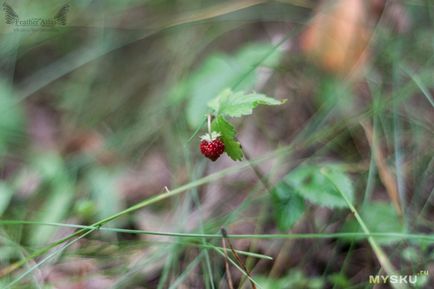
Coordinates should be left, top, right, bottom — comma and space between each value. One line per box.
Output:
199, 115, 225, 161
199, 132, 225, 161
198, 89, 285, 161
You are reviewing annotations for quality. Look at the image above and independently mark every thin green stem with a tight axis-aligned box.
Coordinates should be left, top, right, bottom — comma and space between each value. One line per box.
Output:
214, 247, 263, 289
1, 220, 434, 242
5, 228, 96, 288
207, 114, 212, 135
322, 169, 409, 289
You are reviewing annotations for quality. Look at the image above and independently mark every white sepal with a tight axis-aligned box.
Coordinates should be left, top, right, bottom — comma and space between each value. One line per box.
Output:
200, 131, 221, 142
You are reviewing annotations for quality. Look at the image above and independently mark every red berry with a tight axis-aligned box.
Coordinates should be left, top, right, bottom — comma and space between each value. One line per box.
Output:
200, 138, 225, 161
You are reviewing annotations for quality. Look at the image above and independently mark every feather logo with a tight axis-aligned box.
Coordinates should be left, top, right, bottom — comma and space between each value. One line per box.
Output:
2, 2, 18, 24
2, 2, 70, 26
54, 3, 69, 25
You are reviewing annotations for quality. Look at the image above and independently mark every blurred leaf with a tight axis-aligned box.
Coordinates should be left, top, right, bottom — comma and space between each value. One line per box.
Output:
211, 116, 243, 161
283, 163, 354, 208
30, 153, 74, 246
341, 201, 405, 245
328, 273, 352, 288
0, 80, 24, 156
74, 199, 97, 221
316, 77, 352, 109
0, 182, 13, 216
87, 168, 123, 227
256, 270, 324, 289
208, 88, 284, 118
414, 274, 429, 288
185, 42, 283, 128
401, 247, 421, 262
271, 182, 305, 231
236, 43, 282, 68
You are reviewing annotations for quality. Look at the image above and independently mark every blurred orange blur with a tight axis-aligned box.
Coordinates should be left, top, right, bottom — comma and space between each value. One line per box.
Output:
300, 0, 372, 78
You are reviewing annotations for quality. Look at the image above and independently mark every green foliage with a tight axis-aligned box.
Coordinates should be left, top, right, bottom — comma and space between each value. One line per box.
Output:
341, 201, 405, 245
414, 274, 430, 288
0, 182, 13, 217
270, 163, 353, 230
0, 81, 24, 156
315, 77, 353, 111
0, 1, 432, 287
184, 42, 283, 128
256, 270, 324, 289
86, 168, 123, 227
401, 247, 422, 263
271, 182, 305, 231
211, 116, 243, 161
29, 153, 74, 246
283, 163, 354, 209
328, 273, 352, 288
184, 44, 285, 161
208, 89, 284, 161
74, 199, 97, 220
208, 88, 284, 117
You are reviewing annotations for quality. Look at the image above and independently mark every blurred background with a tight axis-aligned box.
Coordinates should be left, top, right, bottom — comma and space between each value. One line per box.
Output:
0, 0, 433, 288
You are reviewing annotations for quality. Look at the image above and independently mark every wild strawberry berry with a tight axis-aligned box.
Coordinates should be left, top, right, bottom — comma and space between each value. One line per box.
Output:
200, 132, 225, 161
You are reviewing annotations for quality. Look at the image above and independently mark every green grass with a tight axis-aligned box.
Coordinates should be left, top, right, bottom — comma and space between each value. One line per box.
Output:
0, 0, 433, 288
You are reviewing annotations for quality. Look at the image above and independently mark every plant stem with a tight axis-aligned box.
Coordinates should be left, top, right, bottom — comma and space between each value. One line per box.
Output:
207, 114, 212, 135
322, 169, 408, 289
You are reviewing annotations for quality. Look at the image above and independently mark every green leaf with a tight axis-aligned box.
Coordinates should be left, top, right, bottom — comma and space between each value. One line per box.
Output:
256, 270, 325, 289
211, 116, 243, 161
271, 182, 305, 231
74, 199, 97, 220
0, 80, 24, 156
208, 88, 284, 117
341, 202, 405, 245
87, 168, 123, 228
283, 163, 354, 208
315, 77, 353, 111
30, 153, 74, 246
182, 42, 283, 128
328, 273, 352, 288
0, 182, 13, 216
